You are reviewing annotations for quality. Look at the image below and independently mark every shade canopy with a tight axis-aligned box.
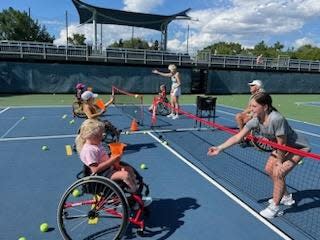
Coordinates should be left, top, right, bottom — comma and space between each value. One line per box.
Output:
72, 0, 191, 32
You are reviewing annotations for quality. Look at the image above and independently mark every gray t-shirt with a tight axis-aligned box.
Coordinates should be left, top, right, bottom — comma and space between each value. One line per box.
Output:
245, 111, 310, 149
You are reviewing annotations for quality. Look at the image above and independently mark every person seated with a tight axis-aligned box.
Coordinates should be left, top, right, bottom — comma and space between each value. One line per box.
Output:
148, 84, 169, 112
75, 83, 86, 102
235, 80, 265, 147
81, 90, 120, 142
75, 119, 137, 192
75, 119, 153, 206
235, 80, 265, 131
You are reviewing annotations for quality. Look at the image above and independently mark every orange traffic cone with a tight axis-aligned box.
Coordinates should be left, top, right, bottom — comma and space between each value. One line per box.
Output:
130, 118, 139, 131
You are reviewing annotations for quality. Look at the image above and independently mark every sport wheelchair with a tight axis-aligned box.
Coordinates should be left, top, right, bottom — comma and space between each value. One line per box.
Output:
72, 100, 121, 146
57, 155, 151, 239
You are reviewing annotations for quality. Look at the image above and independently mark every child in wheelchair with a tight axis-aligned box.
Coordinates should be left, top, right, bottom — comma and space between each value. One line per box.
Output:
80, 90, 121, 142
75, 119, 152, 205
148, 84, 170, 115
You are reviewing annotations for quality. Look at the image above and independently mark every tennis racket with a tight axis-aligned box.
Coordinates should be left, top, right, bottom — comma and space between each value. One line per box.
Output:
250, 128, 274, 152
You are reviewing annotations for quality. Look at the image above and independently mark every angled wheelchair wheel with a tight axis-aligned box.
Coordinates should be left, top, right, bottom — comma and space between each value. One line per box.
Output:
156, 102, 171, 116
250, 129, 274, 152
57, 176, 129, 240
72, 101, 87, 118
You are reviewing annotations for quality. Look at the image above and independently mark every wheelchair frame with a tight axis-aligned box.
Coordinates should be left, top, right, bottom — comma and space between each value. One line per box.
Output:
57, 171, 149, 240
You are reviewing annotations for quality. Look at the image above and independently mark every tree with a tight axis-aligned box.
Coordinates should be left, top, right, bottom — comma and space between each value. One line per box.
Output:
202, 42, 243, 55
67, 33, 86, 45
0, 7, 54, 42
109, 37, 150, 49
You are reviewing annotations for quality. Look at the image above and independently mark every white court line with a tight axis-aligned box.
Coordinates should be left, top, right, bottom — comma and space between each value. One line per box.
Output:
0, 134, 76, 142
1, 118, 24, 138
217, 109, 320, 138
148, 131, 292, 240
0, 107, 10, 114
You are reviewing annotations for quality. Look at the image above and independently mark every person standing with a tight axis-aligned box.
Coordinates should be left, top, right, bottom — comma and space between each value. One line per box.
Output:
152, 64, 181, 119
208, 92, 310, 219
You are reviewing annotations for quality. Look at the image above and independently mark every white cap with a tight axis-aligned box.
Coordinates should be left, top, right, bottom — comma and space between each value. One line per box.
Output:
248, 80, 263, 88
81, 91, 98, 101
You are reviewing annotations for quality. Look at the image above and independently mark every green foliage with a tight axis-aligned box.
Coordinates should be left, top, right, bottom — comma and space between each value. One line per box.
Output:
109, 37, 151, 49
203, 41, 243, 55
0, 7, 54, 42
198, 40, 320, 60
67, 33, 86, 45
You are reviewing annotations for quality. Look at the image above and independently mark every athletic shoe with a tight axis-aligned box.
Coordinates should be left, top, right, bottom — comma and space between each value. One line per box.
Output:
268, 194, 295, 206
167, 113, 175, 118
260, 203, 282, 219
142, 196, 153, 207
172, 114, 179, 120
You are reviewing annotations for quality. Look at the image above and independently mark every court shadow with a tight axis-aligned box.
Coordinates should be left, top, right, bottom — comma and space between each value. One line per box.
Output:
124, 197, 200, 240
284, 189, 320, 214
124, 143, 157, 154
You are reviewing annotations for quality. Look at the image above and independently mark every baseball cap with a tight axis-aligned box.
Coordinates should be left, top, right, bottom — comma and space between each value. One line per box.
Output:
248, 80, 263, 88
81, 91, 98, 101
76, 83, 86, 89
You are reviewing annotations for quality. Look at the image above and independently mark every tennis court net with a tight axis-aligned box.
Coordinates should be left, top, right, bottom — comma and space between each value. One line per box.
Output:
112, 86, 144, 125
151, 101, 320, 240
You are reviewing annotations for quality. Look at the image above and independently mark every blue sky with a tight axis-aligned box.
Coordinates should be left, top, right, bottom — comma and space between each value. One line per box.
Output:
1, 0, 320, 54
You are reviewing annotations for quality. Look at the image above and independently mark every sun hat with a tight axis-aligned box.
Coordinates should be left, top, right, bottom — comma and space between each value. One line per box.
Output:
248, 80, 263, 88
81, 90, 98, 101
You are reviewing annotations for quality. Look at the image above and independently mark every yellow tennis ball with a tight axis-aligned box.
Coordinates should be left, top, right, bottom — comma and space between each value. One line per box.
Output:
134, 94, 138, 98
21, 116, 26, 120
72, 188, 81, 197
69, 119, 75, 124
140, 163, 147, 169
18, 237, 27, 240
62, 114, 67, 119
41, 145, 48, 151
40, 223, 49, 232
163, 141, 168, 145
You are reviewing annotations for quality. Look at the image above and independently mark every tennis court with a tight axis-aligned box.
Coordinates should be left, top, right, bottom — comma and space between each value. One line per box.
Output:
1, 99, 320, 239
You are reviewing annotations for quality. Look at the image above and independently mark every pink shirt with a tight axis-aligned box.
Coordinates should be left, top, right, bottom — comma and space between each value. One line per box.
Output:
80, 143, 109, 167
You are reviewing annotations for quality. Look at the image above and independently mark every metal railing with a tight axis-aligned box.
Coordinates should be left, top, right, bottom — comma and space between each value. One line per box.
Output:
1, 40, 320, 72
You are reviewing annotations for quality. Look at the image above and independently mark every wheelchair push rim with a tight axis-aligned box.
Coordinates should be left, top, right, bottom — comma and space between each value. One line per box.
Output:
57, 176, 129, 240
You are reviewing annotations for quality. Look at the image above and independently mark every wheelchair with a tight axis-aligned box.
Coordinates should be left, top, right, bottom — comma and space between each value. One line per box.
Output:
57, 162, 150, 240
72, 100, 121, 147
152, 96, 171, 116
156, 97, 171, 116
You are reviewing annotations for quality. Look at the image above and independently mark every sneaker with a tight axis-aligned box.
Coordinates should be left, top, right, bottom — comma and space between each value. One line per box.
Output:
172, 114, 179, 120
268, 194, 295, 206
167, 113, 175, 118
260, 203, 281, 219
142, 196, 153, 207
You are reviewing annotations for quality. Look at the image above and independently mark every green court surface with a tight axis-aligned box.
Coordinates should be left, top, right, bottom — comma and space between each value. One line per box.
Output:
0, 94, 319, 125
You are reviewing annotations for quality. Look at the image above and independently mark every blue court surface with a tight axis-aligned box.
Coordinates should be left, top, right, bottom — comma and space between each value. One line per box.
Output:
1, 104, 320, 240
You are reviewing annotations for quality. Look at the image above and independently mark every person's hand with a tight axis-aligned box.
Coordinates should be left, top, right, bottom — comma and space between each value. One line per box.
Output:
207, 146, 221, 156
152, 69, 159, 74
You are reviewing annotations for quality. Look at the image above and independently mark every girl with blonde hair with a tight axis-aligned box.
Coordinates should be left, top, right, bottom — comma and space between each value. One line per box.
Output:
152, 64, 181, 119
75, 119, 137, 192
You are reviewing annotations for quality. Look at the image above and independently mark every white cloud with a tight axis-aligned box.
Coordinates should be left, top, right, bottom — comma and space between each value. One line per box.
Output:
54, 0, 320, 54
167, 0, 320, 53
123, 0, 163, 12
294, 37, 318, 48
54, 22, 159, 47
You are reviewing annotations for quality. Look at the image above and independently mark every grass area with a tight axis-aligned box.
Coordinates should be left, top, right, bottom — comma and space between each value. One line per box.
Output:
0, 94, 319, 125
